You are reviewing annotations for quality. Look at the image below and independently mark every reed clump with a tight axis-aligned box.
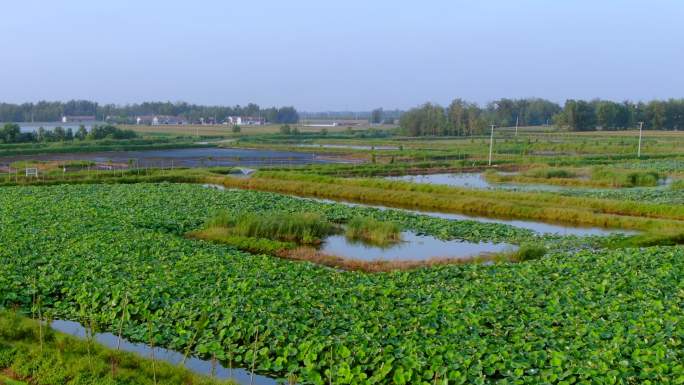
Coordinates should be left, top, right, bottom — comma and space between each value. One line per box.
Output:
188, 227, 296, 254
512, 244, 547, 262
524, 167, 577, 179
203, 211, 336, 244
590, 167, 661, 187
606, 230, 684, 248
344, 216, 402, 246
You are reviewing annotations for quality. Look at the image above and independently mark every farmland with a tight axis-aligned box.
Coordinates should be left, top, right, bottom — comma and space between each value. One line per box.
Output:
0, 127, 683, 384
5, 0, 684, 382
1, 181, 683, 384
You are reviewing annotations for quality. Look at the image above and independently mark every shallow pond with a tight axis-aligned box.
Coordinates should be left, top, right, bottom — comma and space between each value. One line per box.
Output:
51, 320, 277, 385
0, 147, 350, 168
385, 172, 674, 193
385, 173, 494, 189
296, 143, 399, 150
321, 231, 516, 261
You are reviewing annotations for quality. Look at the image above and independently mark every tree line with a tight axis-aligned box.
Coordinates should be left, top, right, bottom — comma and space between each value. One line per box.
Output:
0, 101, 300, 124
553, 99, 684, 131
400, 98, 684, 136
399, 98, 561, 136
0, 123, 137, 144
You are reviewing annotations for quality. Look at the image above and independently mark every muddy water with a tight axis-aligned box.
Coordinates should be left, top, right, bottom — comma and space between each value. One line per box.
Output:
51, 320, 278, 385
321, 231, 517, 261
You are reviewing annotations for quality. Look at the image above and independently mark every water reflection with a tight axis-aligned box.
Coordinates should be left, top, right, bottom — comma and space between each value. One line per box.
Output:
321, 231, 516, 261
51, 320, 277, 385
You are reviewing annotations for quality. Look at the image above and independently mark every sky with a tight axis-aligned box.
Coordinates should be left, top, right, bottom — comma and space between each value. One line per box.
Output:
0, 0, 682, 111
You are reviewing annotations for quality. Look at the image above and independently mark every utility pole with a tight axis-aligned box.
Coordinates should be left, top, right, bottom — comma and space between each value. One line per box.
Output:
515, 115, 519, 137
637, 121, 644, 158
488, 124, 496, 166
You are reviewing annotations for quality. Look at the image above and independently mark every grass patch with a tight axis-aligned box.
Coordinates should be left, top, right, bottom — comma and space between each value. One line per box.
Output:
607, 231, 684, 248
590, 167, 661, 187
345, 216, 402, 246
512, 244, 547, 262
188, 227, 296, 254
55, 160, 97, 169
206, 211, 336, 244
0, 311, 232, 385
523, 167, 577, 179
0, 373, 27, 385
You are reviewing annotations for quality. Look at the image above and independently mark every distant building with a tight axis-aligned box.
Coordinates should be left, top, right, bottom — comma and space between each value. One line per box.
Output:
136, 115, 188, 125
225, 116, 265, 125
62, 115, 96, 123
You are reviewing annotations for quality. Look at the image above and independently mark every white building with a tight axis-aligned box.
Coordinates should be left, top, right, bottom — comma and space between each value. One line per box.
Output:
225, 116, 265, 125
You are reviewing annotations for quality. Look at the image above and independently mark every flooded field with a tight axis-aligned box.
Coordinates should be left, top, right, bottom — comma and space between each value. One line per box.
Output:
321, 231, 516, 261
296, 143, 399, 150
385, 172, 673, 193
386, 172, 495, 189
0, 147, 352, 168
51, 320, 277, 385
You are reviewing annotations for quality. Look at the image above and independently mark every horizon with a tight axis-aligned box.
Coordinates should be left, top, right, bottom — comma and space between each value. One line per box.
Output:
1, 1, 683, 110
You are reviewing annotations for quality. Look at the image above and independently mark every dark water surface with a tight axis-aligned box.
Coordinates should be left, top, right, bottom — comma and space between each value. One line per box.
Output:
0, 147, 348, 168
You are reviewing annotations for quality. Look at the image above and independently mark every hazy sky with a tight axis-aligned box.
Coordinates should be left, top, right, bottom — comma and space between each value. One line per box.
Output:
1, 0, 682, 110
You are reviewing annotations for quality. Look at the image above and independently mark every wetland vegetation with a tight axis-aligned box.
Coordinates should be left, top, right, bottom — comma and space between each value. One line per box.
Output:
1, 126, 684, 384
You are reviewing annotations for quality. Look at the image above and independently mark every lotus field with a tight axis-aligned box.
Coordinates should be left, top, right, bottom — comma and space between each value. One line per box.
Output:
0, 183, 683, 384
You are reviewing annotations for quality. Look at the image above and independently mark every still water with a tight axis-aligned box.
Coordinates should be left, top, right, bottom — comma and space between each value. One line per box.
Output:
0, 147, 348, 168
51, 320, 278, 385
296, 143, 399, 150
321, 231, 517, 261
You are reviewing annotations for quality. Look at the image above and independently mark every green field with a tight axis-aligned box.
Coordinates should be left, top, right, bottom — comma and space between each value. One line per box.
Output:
1, 183, 683, 384
0, 311, 233, 385
1, 127, 684, 384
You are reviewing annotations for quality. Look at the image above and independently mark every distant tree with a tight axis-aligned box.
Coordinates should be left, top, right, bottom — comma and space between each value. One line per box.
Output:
75, 125, 88, 140
399, 103, 448, 136
646, 101, 667, 130
555, 100, 597, 131
370, 108, 383, 124
276, 107, 299, 124
596, 101, 619, 130
320, 128, 328, 135
232, 125, 241, 133
65, 127, 74, 141
37, 127, 47, 142
53, 126, 66, 141
279, 124, 291, 135
88, 124, 137, 140
0, 123, 20, 143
